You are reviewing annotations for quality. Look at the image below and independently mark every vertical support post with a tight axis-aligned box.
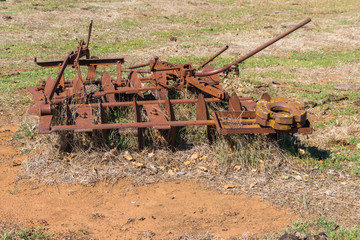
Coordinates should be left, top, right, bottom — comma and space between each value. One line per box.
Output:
65, 103, 73, 125
196, 94, 213, 143
134, 99, 143, 150
99, 102, 108, 140
164, 97, 176, 151
116, 61, 123, 84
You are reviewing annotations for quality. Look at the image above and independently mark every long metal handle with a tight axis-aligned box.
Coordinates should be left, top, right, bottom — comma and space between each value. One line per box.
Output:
196, 45, 229, 71
86, 20, 93, 48
195, 18, 311, 77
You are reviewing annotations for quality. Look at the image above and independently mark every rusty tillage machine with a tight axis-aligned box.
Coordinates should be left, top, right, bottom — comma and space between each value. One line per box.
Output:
27, 19, 312, 149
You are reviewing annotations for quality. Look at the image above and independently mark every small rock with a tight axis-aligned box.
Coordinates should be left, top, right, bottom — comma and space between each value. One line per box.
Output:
12, 161, 21, 167
169, 36, 177, 42
197, 166, 208, 172
132, 162, 144, 168
8, 71, 19, 76
294, 175, 303, 181
233, 165, 241, 170
123, 151, 133, 161
299, 148, 306, 155
224, 184, 236, 189
281, 175, 290, 180
67, 190, 76, 195
189, 152, 199, 161
183, 160, 191, 166
168, 169, 176, 176
110, 148, 118, 155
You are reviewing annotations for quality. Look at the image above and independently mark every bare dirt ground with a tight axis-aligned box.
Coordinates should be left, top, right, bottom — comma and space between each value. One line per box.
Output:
0, 126, 297, 239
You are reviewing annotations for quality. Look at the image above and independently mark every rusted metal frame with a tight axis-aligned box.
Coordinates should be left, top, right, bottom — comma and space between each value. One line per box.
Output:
48, 54, 71, 101
50, 119, 216, 132
127, 62, 150, 69
35, 58, 125, 67
196, 45, 229, 71
50, 84, 194, 103
55, 96, 254, 109
48, 47, 90, 101
185, 75, 228, 100
195, 18, 311, 77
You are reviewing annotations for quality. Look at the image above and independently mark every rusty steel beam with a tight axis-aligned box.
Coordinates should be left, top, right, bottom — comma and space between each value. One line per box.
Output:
35, 58, 125, 67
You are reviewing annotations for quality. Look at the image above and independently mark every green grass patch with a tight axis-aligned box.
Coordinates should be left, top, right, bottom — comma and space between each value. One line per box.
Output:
288, 216, 360, 239
8, 188, 19, 195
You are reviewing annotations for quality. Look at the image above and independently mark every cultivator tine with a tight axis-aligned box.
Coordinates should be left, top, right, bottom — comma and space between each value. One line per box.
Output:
101, 72, 116, 102
133, 99, 144, 150
74, 106, 93, 132
86, 57, 97, 82
143, 103, 170, 130
128, 70, 144, 98
73, 73, 86, 99
229, 93, 243, 111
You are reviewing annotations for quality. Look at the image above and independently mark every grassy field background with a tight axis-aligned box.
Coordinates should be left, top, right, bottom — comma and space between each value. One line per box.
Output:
0, 0, 360, 239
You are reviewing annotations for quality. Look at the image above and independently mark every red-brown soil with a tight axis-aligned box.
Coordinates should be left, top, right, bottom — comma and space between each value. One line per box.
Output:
0, 125, 297, 239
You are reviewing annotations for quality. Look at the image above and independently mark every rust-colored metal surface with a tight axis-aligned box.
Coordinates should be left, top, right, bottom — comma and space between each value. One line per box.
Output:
27, 19, 312, 149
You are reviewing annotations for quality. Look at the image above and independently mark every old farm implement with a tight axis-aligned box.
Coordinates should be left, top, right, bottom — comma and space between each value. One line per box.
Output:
27, 19, 312, 150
